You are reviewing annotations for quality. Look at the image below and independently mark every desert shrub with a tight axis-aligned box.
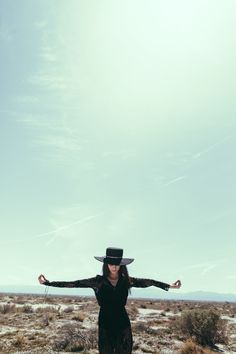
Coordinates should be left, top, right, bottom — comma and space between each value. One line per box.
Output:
0, 303, 16, 314
140, 303, 147, 309
14, 333, 27, 347
179, 339, 215, 354
21, 305, 34, 313
71, 312, 86, 322
133, 321, 149, 333
53, 324, 97, 352
176, 308, 228, 347
12, 296, 26, 304
40, 311, 56, 327
128, 306, 138, 320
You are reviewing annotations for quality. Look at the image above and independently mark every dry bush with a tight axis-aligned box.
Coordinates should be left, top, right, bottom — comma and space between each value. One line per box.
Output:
179, 339, 215, 354
71, 312, 86, 322
53, 323, 97, 352
127, 305, 138, 320
0, 303, 16, 314
176, 308, 228, 347
14, 333, 27, 348
40, 312, 56, 327
21, 304, 34, 313
140, 303, 147, 309
133, 321, 149, 333
12, 296, 26, 304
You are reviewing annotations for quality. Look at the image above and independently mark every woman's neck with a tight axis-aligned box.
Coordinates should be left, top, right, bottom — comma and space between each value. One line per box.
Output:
108, 273, 119, 280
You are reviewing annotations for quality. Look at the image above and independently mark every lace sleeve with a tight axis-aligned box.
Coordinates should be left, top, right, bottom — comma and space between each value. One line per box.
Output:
44, 275, 101, 289
130, 277, 170, 291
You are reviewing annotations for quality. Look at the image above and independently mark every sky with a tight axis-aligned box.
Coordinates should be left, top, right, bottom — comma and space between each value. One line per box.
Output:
0, 0, 235, 297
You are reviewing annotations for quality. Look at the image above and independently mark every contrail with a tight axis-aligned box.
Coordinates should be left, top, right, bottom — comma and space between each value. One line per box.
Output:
1, 213, 103, 245
33, 213, 104, 240
164, 176, 186, 187
193, 136, 231, 159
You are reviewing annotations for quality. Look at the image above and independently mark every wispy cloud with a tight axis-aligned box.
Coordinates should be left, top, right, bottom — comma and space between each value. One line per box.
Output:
193, 136, 231, 159
36, 134, 81, 152
163, 175, 187, 187
34, 213, 103, 242
201, 264, 217, 275
184, 260, 226, 276
40, 46, 58, 62
29, 72, 68, 90
0, 213, 104, 246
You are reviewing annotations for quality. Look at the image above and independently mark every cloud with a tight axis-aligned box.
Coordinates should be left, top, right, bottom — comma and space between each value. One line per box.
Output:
33, 213, 104, 244
36, 134, 81, 152
29, 72, 67, 91
193, 136, 231, 160
201, 264, 217, 275
184, 260, 226, 276
40, 46, 57, 62
163, 175, 187, 187
0, 211, 104, 247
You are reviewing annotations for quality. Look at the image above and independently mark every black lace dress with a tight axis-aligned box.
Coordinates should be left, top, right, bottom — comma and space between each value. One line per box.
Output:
44, 275, 170, 354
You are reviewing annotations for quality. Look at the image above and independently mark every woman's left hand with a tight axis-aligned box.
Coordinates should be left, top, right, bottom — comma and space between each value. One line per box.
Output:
169, 280, 181, 289
38, 274, 48, 284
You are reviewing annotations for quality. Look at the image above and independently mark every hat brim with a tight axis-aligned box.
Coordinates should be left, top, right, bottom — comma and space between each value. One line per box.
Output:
94, 256, 134, 265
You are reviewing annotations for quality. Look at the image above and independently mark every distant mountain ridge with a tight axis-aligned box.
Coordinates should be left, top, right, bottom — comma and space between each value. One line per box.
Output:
1, 285, 236, 302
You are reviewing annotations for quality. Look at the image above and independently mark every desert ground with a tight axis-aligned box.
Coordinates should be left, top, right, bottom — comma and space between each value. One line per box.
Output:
0, 293, 235, 354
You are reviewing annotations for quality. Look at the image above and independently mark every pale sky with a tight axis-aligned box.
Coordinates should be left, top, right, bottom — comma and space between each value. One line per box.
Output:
0, 0, 235, 296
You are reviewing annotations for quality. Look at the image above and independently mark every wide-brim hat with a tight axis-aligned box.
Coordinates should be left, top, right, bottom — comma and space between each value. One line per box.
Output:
94, 247, 134, 266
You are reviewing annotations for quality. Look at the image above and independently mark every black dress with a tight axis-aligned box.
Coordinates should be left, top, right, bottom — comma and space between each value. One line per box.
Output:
44, 275, 170, 354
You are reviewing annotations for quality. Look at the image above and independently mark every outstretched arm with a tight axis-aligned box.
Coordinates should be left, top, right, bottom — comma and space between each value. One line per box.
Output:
130, 277, 181, 291
130, 277, 170, 291
38, 274, 99, 289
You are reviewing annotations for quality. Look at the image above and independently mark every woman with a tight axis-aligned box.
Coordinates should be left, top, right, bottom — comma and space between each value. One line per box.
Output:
38, 247, 181, 354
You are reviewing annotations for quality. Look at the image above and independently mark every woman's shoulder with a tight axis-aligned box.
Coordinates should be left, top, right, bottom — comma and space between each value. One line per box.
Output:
95, 274, 105, 282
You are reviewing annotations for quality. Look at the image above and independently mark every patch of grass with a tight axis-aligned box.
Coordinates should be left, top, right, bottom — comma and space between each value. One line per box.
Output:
14, 333, 27, 348
179, 339, 215, 354
71, 311, 86, 322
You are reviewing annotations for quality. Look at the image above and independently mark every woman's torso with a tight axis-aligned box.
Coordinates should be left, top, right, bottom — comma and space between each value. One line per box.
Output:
94, 275, 130, 331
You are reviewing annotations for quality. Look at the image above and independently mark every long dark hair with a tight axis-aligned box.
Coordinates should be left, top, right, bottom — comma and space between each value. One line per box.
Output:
102, 263, 131, 290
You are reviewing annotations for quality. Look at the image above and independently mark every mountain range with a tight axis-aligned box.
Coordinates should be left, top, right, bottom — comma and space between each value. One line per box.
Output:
1, 285, 236, 302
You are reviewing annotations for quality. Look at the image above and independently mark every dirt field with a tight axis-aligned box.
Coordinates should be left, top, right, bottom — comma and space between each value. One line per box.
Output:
0, 293, 235, 353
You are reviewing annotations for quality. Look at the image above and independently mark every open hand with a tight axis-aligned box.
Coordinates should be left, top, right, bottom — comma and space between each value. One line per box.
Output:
169, 280, 181, 289
38, 274, 48, 284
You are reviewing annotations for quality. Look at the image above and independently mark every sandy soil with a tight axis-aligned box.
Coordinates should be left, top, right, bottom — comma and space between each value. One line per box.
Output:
0, 293, 235, 353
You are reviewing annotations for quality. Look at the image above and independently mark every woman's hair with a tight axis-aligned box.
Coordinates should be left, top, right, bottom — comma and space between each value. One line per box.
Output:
102, 263, 131, 290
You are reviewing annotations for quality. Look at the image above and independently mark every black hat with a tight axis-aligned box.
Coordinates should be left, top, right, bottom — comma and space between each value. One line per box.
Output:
94, 247, 134, 266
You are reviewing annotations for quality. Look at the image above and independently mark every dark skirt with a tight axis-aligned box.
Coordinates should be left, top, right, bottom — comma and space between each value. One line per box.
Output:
98, 325, 133, 354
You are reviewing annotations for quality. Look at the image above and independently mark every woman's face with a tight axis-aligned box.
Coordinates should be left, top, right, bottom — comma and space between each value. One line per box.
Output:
108, 264, 120, 276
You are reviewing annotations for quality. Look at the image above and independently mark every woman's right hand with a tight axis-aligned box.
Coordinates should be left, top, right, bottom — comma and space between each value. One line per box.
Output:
38, 274, 48, 284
